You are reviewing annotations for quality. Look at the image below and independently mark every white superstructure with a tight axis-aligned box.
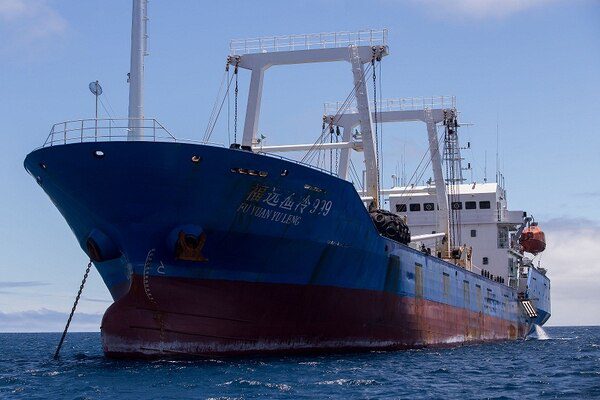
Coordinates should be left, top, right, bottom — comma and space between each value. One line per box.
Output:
388, 181, 525, 285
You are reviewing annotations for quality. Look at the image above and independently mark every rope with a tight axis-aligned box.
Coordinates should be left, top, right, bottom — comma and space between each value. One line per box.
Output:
53, 260, 92, 360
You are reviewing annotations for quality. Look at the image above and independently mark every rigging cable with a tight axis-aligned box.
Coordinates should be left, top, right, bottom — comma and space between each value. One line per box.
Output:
301, 62, 373, 167
397, 125, 446, 200
349, 159, 364, 191
203, 67, 230, 141
301, 62, 374, 165
203, 72, 235, 143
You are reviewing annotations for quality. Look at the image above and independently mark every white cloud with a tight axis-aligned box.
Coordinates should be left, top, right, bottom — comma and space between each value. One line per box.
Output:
0, 0, 67, 54
540, 218, 600, 326
0, 308, 101, 332
413, 0, 560, 20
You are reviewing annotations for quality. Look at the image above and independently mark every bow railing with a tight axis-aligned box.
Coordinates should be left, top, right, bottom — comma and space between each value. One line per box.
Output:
42, 118, 176, 147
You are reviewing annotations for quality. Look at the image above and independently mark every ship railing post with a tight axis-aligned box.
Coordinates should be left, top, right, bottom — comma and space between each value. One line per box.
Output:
153, 119, 156, 141
80, 120, 84, 142
46, 125, 53, 147
63, 121, 67, 145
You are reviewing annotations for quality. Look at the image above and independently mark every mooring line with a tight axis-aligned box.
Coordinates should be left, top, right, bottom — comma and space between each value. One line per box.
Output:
53, 260, 92, 360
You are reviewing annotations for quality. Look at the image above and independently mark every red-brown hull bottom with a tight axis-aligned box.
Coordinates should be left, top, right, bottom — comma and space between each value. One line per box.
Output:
101, 275, 529, 358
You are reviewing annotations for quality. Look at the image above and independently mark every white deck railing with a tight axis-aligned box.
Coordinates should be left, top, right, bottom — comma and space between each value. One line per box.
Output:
42, 118, 177, 147
39, 118, 339, 176
230, 29, 388, 55
324, 96, 456, 116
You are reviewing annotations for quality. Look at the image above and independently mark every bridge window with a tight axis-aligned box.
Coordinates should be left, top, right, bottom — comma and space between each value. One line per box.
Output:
423, 202, 435, 211
470, 229, 477, 237
409, 203, 421, 212
479, 201, 491, 209
396, 204, 407, 212
465, 201, 476, 209
451, 201, 463, 210
483, 257, 489, 265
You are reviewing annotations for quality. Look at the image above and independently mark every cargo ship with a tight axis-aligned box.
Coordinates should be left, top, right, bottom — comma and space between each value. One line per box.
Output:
24, 1, 550, 358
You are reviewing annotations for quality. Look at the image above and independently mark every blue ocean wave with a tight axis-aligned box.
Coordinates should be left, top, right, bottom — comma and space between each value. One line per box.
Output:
0, 327, 598, 399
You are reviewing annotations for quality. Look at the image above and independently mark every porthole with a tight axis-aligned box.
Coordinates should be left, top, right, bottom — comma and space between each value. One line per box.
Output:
93, 150, 105, 159
36, 176, 42, 184
38, 162, 47, 170
281, 169, 289, 176
191, 155, 201, 163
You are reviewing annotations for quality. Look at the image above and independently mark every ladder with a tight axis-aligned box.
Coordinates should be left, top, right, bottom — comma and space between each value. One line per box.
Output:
520, 300, 538, 318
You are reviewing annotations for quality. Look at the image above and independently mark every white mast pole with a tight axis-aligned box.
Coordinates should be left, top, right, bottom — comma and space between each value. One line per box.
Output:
127, 0, 147, 141
425, 108, 450, 256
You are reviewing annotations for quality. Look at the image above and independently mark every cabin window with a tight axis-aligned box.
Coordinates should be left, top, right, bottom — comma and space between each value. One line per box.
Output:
409, 203, 421, 212
451, 202, 463, 210
396, 204, 407, 212
483, 257, 489, 265
465, 201, 476, 210
479, 201, 491, 209
423, 202, 435, 211
470, 229, 477, 237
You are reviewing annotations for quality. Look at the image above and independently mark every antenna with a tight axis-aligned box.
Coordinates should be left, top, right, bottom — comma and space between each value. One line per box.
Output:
89, 80, 103, 137
88, 80, 103, 119
484, 150, 487, 183
495, 117, 499, 183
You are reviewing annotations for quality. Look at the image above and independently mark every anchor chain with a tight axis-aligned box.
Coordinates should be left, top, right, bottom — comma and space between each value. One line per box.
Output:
53, 260, 92, 359
372, 57, 381, 207
234, 62, 239, 144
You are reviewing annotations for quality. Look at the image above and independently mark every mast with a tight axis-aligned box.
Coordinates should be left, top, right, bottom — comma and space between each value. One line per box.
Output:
127, 0, 148, 141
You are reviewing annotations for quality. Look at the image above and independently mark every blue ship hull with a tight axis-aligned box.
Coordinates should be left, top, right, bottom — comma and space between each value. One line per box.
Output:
24, 141, 550, 357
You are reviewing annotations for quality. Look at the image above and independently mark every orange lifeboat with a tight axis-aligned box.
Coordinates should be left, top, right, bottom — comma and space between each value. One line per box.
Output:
520, 223, 546, 254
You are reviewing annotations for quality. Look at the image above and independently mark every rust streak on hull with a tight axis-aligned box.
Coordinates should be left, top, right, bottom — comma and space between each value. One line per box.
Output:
101, 275, 529, 358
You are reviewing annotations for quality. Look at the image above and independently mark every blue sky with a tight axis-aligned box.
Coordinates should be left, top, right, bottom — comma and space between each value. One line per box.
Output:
0, 0, 599, 331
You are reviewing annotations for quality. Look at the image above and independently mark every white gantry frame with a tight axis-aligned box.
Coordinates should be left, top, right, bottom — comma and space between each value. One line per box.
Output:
323, 96, 456, 250
229, 29, 388, 208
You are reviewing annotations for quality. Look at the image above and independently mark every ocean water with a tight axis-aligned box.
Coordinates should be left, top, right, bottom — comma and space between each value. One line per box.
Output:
1, 326, 598, 399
